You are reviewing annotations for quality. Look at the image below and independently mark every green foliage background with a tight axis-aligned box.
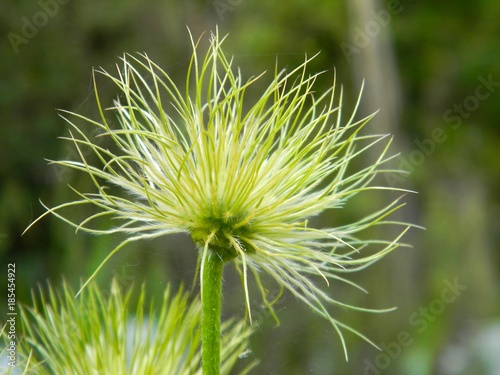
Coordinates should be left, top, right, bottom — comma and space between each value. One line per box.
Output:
1, 0, 499, 374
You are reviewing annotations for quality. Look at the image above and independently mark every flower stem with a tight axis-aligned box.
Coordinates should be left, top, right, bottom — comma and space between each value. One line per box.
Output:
202, 251, 224, 375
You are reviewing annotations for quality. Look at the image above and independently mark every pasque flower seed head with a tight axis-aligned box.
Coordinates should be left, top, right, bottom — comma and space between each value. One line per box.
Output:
28, 29, 413, 358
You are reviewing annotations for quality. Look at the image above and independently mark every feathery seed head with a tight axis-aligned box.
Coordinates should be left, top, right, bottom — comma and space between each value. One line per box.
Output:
28, 29, 414, 357
3, 281, 255, 374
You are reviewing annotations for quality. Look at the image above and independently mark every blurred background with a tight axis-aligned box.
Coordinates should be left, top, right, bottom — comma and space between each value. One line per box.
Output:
1, 0, 499, 374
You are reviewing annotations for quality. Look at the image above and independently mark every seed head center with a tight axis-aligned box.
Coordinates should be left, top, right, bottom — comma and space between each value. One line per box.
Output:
190, 211, 255, 262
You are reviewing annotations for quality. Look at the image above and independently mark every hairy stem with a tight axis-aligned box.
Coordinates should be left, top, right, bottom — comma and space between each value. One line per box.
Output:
202, 251, 224, 375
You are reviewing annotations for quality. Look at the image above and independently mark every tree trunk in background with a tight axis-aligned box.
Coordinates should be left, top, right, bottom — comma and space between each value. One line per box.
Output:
346, 0, 422, 322
347, 0, 402, 135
